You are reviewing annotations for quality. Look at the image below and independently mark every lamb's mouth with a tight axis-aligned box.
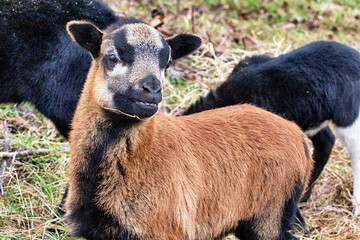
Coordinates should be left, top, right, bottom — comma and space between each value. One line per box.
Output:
133, 98, 159, 111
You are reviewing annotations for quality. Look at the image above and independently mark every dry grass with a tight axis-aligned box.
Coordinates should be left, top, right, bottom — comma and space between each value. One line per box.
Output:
299, 140, 360, 239
1, 0, 360, 239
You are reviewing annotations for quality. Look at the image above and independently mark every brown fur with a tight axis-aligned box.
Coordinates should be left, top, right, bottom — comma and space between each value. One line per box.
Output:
65, 62, 313, 239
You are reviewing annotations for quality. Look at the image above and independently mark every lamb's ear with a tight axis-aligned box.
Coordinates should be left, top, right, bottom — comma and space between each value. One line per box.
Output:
166, 34, 202, 60
66, 21, 103, 58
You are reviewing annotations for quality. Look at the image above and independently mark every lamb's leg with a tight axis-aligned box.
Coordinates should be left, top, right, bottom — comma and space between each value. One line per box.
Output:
293, 207, 309, 235
278, 182, 305, 240
301, 127, 335, 202
333, 116, 360, 217
234, 218, 259, 240
48, 186, 68, 232
234, 202, 297, 240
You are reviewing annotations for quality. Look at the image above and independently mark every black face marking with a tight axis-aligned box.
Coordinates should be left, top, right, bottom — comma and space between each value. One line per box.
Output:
106, 18, 145, 32
159, 37, 171, 69
111, 29, 135, 64
113, 88, 160, 119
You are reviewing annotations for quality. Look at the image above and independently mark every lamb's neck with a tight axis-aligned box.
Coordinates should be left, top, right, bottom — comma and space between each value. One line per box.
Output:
75, 75, 146, 141
69, 81, 154, 202
67, 99, 155, 232
75, 97, 151, 162
70, 61, 155, 190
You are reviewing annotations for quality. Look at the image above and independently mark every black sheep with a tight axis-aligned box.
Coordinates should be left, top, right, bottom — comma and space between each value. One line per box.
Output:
0, 0, 118, 138
0, 0, 121, 217
184, 41, 360, 216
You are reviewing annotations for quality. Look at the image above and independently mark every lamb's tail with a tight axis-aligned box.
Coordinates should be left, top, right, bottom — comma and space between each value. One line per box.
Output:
301, 134, 314, 197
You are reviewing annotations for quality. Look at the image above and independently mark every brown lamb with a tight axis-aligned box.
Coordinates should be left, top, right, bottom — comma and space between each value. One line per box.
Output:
64, 18, 313, 240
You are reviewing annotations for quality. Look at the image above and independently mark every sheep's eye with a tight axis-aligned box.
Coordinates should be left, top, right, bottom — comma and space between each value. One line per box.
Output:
165, 59, 172, 69
108, 54, 118, 66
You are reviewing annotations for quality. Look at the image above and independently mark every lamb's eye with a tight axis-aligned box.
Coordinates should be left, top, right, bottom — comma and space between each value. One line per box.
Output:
108, 54, 118, 66
165, 59, 172, 69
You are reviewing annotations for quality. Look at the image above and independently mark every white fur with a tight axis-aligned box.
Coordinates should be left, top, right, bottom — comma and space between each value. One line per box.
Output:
107, 63, 128, 77
333, 111, 360, 217
305, 120, 330, 137
101, 39, 114, 54
161, 70, 166, 82
126, 24, 163, 48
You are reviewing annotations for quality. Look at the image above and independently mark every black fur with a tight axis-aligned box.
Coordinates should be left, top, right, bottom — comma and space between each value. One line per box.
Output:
233, 183, 304, 240
301, 126, 335, 201
112, 29, 136, 64
0, 0, 118, 138
0, 0, 120, 220
67, 22, 104, 58
278, 183, 304, 240
234, 218, 259, 240
159, 37, 171, 68
185, 41, 360, 129
106, 18, 145, 32
166, 33, 202, 59
183, 40, 360, 198
67, 112, 139, 240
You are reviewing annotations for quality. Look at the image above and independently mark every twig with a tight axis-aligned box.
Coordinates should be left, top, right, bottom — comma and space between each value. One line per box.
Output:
242, 37, 247, 50
191, 5, 195, 33
0, 160, 6, 196
0, 154, 15, 196
0, 120, 10, 195
3, 120, 9, 152
0, 148, 69, 158
177, 0, 180, 14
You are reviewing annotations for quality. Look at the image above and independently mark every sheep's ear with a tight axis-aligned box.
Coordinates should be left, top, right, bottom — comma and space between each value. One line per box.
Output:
166, 34, 202, 60
66, 21, 103, 58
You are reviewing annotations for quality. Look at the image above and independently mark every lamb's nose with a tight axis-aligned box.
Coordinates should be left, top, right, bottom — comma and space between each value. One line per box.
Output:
142, 76, 162, 94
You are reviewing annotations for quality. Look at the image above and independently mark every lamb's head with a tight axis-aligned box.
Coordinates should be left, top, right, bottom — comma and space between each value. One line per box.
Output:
67, 19, 201, 119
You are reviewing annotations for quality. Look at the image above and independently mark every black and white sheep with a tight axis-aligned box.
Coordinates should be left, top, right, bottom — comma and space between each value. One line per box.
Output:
184, 40, 360, 216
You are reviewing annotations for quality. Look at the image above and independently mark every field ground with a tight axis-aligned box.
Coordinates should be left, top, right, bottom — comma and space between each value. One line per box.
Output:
1, 0, 360, 239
